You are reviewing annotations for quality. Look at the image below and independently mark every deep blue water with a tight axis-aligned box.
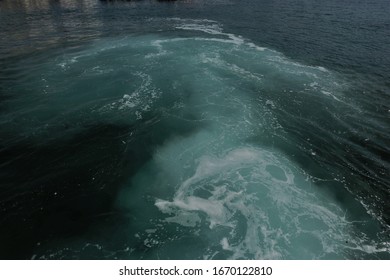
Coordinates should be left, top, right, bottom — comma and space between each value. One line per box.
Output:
0, 0, 389, 259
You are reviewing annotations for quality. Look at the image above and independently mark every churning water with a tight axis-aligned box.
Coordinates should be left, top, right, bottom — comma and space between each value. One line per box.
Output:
0, 0, 389, 259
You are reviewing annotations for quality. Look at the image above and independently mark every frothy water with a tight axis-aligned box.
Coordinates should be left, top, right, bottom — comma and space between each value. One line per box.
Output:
1, 17, 388, 259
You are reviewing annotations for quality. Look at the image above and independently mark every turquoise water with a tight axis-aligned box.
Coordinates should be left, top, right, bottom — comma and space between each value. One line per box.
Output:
0, 1, 389, 259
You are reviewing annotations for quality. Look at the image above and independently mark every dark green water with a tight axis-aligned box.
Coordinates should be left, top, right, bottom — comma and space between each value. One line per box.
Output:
0, 0, 389, 259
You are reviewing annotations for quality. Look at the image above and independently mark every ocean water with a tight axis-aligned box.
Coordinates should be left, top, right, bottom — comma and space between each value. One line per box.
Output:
0, 0, 389, 259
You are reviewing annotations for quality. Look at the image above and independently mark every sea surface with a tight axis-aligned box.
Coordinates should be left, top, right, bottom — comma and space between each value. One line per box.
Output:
0, 0, 389, 259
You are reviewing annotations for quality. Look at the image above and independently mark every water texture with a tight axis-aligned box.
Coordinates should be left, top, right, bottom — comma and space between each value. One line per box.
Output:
0, 0, 389, 259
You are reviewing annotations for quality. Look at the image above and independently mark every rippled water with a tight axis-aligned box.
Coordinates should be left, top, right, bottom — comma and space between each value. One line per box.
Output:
0, 0, 389, 259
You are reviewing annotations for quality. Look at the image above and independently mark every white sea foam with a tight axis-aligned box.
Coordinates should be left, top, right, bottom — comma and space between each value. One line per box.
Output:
153, 145, 353, 259
99, 71, 160, 120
